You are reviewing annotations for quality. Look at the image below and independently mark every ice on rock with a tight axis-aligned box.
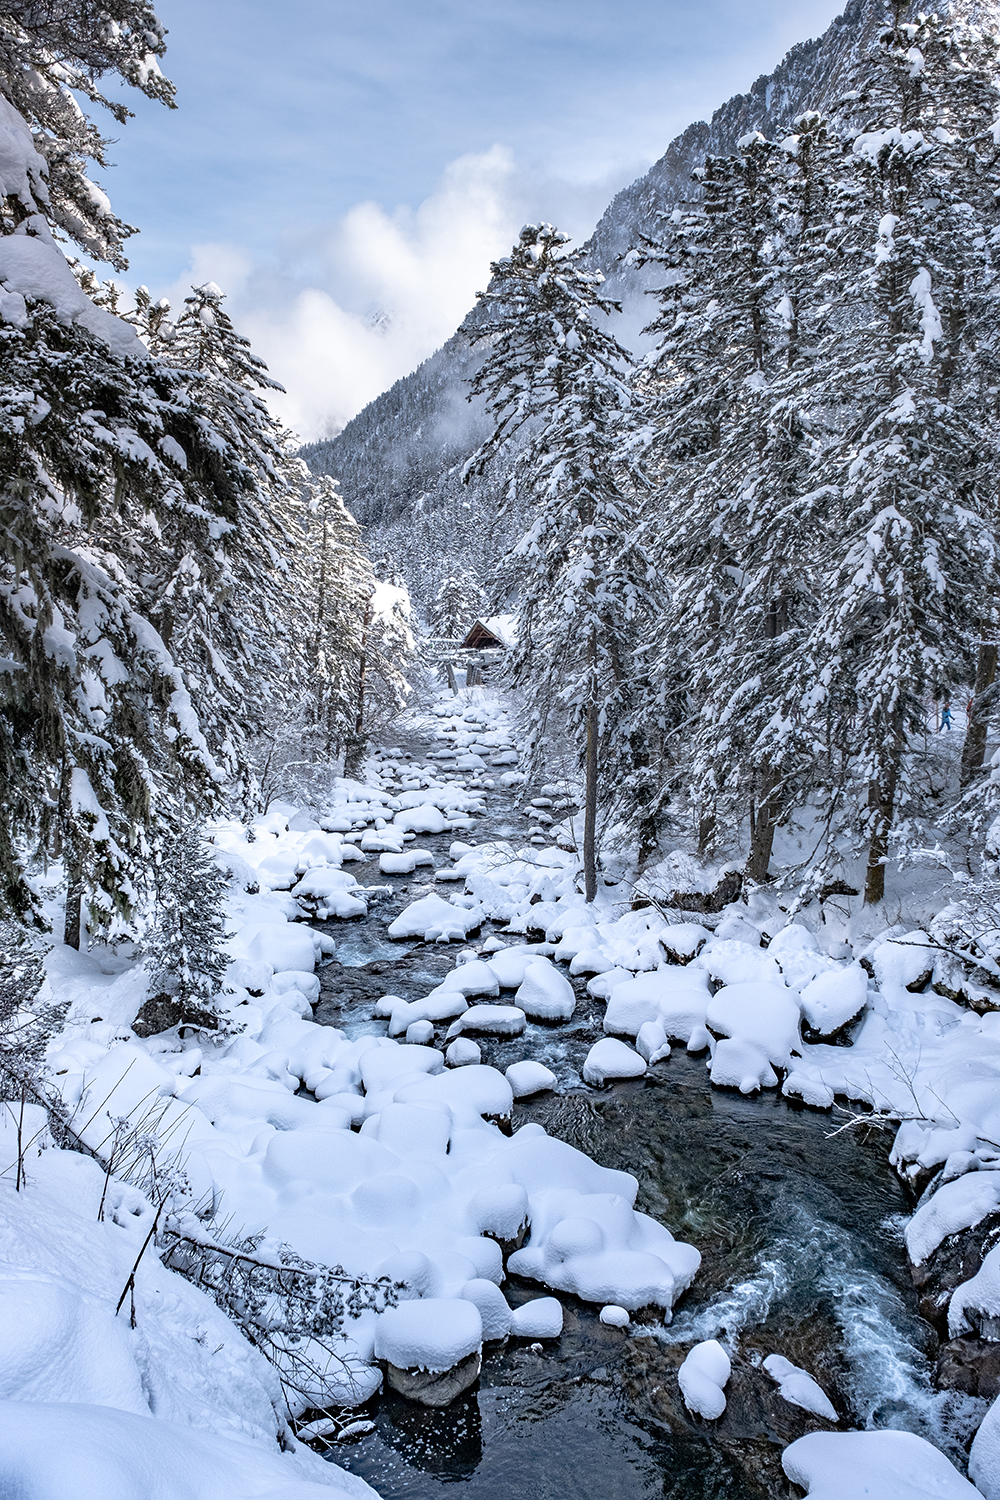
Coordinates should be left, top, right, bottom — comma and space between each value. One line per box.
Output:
374, 1298, 482, 1373
763, 1354, 838, 1420
506, 1061, 557, 1098
510, 1297, 563, 1338
450, 1005, 526, 1037
599, 1304, 630, 1327
784, 1430, 979, 1499
461, 1278, 512, 1339
603, 969, 710, 1044
799, 964, 868, 1037
388, 894, 482, 942
906, 1170, 1000, 1263
583, 1037, 647, 1086
446, 1037, 481, 1067
515, 959, 575, 1021
679, 1339, 731, 1419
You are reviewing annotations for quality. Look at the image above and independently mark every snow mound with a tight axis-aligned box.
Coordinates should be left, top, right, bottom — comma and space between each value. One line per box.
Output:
583, 1038, 647, 1086
603, 969, 710, 1044
509, 1297, 563, 1338
599, 1304, 630, 1327
706, 981, 801, 1070
461, 1278, 512, 1339
949, 1243, 1000, 1338
451, 1005, 526, 1037
388, 895, 481, 942
374, 1298, 482, 1372
783, 1429, 979, 1499
799, 965, 868, 1037
763, 1354, 837, 1421
506, 1061, 557, 1098
446, 1037, 481, 1067
515, 959, 575, 1021
678, 1339, 730, 1419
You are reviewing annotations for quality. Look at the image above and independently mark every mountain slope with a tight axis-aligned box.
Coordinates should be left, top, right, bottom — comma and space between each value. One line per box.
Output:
300, 0, 927, 606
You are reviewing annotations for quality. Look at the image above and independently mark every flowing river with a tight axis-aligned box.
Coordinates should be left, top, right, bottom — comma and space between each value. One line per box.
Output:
311, 726, 984, 1497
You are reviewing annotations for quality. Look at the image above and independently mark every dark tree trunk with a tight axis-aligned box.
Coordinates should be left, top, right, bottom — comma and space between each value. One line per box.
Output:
864, 764, 898, 906
583, 700, 598, 903
960, 642, 998, 787
746, 762, 780, 883
63, 857, 84, 950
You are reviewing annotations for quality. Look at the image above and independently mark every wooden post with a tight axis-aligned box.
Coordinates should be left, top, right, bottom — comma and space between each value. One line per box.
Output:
446, 660, 459, 694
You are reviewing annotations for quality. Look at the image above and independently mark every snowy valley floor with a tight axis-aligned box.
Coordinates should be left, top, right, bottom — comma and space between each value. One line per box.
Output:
6, 687, 1000, 1498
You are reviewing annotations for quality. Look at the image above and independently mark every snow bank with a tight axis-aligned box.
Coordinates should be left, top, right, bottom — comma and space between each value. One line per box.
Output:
906, 1171, 1000, 1263
0, 1398, 372, 1500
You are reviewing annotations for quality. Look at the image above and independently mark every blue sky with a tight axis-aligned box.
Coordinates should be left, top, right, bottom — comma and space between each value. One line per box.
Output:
104, 0, 845, 437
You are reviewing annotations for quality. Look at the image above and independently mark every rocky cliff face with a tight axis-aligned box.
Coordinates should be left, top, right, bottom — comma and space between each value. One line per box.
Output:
299, 0, 931, 598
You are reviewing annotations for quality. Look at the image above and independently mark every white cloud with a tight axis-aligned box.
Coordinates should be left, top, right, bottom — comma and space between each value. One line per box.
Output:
157, 145, 645, 442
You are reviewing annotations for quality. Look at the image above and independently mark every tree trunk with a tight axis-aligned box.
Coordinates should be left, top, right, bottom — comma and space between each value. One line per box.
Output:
746, 762, 780, 883
960, 642, 998, 787
63, 856, 84, 950
583, 700, 598, 903
864, 763, 899, 906
446, 660, 458, 694
355, 600, 372, 736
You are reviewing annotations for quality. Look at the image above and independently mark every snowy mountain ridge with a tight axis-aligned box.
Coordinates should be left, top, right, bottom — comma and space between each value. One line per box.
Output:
302, 0, 927, 573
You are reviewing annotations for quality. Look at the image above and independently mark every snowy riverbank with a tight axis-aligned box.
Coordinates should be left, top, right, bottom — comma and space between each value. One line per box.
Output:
5, 687, 1000, 1498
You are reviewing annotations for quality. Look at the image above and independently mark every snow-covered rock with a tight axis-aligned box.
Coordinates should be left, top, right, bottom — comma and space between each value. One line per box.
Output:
678, 1339, 730, 1419
783, 1429, 979, 1499
506, 1061, 557, 1098
515, 960, 575, 1022
387, 894, 482, 942
583, 1038, 647, 1086
763, 1354, 837, 1421
509, 1297, 563, 1338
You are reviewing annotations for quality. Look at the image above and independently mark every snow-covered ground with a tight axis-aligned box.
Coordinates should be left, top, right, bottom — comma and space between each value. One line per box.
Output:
7, 686, 1000, 1498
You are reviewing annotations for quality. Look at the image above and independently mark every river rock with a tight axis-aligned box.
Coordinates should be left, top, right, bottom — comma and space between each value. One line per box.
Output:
383, 1348, 483, 1407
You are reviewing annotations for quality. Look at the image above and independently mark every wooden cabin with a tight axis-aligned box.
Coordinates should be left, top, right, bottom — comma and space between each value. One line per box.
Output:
461, 618, 505, 650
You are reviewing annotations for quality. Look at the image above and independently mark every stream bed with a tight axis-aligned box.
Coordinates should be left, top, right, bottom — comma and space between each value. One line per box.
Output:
310, 726, 984, 1497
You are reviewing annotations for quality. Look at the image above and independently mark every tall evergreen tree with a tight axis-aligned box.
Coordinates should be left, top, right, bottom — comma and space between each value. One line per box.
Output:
464, 224, 656, 899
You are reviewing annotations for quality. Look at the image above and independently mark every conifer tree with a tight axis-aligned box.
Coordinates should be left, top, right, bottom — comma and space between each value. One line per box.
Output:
464, 224, 656, 900
141, 822, 230, 1026
429, 569, 485, 639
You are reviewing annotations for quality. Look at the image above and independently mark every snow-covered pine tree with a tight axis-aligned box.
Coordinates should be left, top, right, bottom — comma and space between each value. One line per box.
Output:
797, 10, 1000, 904
141, 822, 230, 1028
0, 0, 174, 269
464, 224, 656, 900
0, 29, 310, 944
429, 568, 484, 640
302, 474, 375, 758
